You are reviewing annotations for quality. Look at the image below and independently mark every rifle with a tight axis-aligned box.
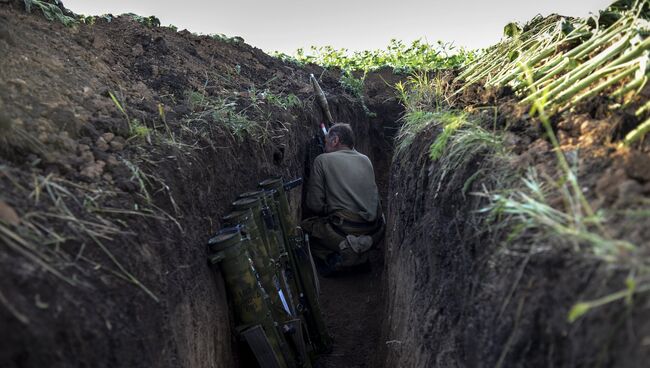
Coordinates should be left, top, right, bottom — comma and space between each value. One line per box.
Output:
283, 177, 303, 191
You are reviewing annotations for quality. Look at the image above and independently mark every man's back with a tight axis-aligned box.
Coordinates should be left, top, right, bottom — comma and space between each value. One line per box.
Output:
306, 149, 379, 222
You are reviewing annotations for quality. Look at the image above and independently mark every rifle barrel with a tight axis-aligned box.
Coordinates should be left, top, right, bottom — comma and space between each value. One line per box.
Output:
283, 177, 303, 191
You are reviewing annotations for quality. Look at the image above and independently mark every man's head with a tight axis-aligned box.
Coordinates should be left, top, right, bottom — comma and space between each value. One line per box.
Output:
325, 123, 354, 153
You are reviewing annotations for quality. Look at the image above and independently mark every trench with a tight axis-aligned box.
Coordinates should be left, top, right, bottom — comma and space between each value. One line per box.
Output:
3, 3, 649, 368
308, 72, 402, 368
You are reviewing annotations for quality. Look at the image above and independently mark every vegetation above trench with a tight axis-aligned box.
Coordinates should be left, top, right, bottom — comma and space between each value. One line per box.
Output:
392, 0, 649, 328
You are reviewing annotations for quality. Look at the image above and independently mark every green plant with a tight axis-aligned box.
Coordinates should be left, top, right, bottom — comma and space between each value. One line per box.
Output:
23, 0, 76, 26
394, 110, 435, 157
484, 169, 634, 260
455, 0, 649, 143
393, 70, 460, 157
130, 119, 152, 139
1, 170, 161, 301
261, 91, 301, 110
429, 112, 469, 160
396, 72, 454, 114
108, 91, 131, 132
276, 39, 475, 75
340, 72, 365, 98
568, 276, 649, 322
211, 33, 245, 45
183, 90, 267, 143
108, 92, 154, 140
123, 13, 161, 27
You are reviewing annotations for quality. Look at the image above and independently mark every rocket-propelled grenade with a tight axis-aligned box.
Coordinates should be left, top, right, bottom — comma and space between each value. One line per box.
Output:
310, 73, 334, 135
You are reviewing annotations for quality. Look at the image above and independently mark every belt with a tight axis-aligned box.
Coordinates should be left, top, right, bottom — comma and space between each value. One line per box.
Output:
328, 214, 379, 230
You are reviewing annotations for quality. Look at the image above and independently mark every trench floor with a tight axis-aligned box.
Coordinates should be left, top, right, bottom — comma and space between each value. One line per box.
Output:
313, 250, 385, 368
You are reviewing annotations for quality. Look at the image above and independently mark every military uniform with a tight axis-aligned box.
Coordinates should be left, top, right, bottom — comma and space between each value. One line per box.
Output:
302, 149, 384, 269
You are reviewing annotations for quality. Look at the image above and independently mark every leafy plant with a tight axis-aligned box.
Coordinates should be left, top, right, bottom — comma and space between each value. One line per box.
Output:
275, 39, 475, 75
211, 33, 245, 45
23, 0, 76, 26
123, 13, 161, 28
339, 71, 365, 98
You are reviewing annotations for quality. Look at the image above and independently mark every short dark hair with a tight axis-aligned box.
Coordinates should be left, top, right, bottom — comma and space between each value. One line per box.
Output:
328, 123, 354, 148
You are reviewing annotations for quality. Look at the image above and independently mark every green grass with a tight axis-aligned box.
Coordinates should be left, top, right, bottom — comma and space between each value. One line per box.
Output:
395, 110, 436, 157
394, 71, 461, 158
184, 90, 269, 143
255, 89, 302, 110
484, 169, 635, 260
429, 113, 469, 161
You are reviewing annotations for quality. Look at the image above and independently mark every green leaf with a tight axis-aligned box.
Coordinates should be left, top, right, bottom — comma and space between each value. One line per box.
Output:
568, 302, 591, 323
504, 22, 522, 38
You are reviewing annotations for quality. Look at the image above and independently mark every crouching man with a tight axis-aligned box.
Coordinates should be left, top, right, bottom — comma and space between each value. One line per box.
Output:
302, 123, 385, 275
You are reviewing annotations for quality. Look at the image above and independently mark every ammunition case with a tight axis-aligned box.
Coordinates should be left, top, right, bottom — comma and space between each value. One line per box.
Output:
259, 178, 332, 353
223, 210, 291, 322
223, 210, 302, 367
208, 228, 290, 368
238, 191, 300, 319
232, 197, 272, 257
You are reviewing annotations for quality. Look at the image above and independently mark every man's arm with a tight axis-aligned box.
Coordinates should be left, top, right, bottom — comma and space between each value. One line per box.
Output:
306, 157, 327, 215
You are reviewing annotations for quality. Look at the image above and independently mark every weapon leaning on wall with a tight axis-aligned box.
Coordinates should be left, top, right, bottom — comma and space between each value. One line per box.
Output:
208, 177, 331, 368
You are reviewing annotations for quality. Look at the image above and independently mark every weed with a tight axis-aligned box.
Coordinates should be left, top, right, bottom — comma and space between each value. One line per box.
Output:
396, 72, 455, 114
211, 34, 245, 45
429, 113, 469, 161
158, 104, 176, 145
183, 90, 268, 143
130, 119, 152, 140
568, 276, 650, 322
123, 13, 160, 28
108, 91, 132, 133
483, 169, 634, 260
261, 91, 301, 110
340, 72, 365, 98
121, 158, 153, 203
394, 111, 436, 157
394, 73, 459, 157
281, 39, 474, 75
23, 0, 76, 27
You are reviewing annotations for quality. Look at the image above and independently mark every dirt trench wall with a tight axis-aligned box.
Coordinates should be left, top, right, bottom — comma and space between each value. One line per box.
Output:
382, 120, 650, 367
0, 4, 393, 367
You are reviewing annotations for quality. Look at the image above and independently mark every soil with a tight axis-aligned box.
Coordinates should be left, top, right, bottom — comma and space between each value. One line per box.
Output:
0, 2, 396, 367
382, 75, 650, 367
314, 250, 385, 368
